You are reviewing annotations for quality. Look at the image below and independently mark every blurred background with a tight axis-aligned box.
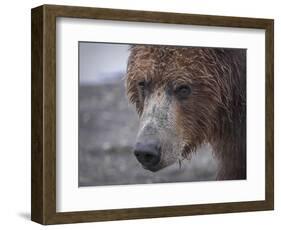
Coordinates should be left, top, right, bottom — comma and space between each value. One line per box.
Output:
79, 42, 218, 187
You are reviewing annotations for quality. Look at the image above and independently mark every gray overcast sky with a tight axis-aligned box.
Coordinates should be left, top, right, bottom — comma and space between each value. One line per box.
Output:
79, 42, 130, 85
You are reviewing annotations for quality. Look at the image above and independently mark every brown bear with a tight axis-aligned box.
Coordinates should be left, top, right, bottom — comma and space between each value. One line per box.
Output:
125, 45, 246, 180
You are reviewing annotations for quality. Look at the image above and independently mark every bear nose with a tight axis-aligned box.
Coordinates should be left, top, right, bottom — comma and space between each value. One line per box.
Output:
134, 141, 161, 168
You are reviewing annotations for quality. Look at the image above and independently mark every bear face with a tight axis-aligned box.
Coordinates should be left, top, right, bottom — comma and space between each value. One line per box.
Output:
126, 45, 246, 176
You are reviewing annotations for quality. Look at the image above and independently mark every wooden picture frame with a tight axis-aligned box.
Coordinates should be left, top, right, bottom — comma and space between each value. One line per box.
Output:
31, 4, 274, 225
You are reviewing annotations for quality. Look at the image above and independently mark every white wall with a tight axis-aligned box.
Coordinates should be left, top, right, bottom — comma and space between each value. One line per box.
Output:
0, 0, 279, 229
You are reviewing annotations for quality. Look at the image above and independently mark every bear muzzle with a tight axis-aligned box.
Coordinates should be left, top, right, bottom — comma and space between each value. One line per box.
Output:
134, 140, 161, 171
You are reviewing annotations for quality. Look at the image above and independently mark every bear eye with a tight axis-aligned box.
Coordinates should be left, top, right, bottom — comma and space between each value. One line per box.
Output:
138, 80, 146, 89
175, 85, 191, 99
137, 80, 147, 98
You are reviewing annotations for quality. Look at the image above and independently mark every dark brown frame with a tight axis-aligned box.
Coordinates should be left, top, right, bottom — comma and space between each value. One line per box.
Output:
31, 4, 274, 225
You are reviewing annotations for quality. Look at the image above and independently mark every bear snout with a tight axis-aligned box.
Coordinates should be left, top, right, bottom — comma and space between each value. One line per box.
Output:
134, 140, 161, 171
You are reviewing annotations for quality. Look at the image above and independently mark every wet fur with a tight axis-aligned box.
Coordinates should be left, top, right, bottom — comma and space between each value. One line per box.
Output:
126, 45, 246, 180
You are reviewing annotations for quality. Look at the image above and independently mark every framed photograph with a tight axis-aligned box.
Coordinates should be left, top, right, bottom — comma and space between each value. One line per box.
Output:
31, 4, 274, 225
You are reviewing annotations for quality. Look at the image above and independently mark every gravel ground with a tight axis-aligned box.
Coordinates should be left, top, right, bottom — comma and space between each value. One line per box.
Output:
79, 77, 218, 187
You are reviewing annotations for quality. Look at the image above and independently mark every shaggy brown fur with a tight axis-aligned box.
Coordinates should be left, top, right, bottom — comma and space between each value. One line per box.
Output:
126, 45, 246, 180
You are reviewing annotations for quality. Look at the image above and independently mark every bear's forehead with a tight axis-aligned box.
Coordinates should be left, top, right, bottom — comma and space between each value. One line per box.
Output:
129, 46, 209, 80
130, 45, 199, 61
